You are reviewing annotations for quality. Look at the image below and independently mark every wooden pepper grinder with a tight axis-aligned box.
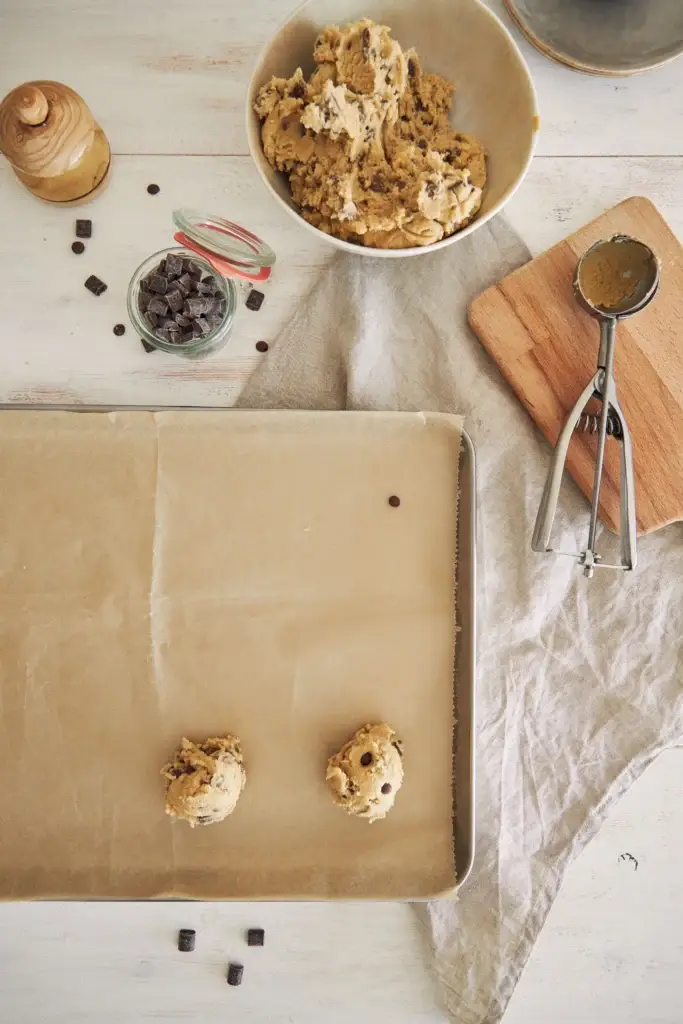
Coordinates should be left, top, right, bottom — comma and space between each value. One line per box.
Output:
0, 81, 110, 204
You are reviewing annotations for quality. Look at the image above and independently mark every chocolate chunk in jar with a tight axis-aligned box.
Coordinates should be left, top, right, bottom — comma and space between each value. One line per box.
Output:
165, 253, 184, 278
148, 274, 168, 295
176, 273, 193, 296
166, 289, 184, 313
147, 295, 169, 316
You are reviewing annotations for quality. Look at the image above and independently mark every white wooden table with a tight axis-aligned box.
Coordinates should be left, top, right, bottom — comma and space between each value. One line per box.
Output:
1, 2, 682, 1021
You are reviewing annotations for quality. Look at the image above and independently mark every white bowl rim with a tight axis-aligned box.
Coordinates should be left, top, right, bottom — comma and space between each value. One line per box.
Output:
246, 0, 540, 257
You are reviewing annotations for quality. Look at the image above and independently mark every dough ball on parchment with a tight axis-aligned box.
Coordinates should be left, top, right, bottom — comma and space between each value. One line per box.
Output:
326, 723, 404, 822
161, 736, 246, 827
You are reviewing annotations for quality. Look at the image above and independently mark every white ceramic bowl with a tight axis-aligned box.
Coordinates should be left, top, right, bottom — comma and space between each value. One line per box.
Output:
246, 0, 539, 257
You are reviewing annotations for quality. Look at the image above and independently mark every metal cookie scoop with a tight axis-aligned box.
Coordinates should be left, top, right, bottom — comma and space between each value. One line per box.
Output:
532, 234, 660, 577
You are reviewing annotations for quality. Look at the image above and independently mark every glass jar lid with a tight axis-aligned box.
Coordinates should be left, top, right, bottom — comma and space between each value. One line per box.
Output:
172, 209, 275, 282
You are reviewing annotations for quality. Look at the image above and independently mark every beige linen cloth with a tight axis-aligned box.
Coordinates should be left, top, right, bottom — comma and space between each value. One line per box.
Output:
237, 218, 683, 1023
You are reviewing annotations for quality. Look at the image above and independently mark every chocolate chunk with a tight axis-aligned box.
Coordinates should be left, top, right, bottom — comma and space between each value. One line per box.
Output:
255, 341, 269, 353
147, 296, 169, 316
174, 313, 190, 327
166, 253, 183, 278
191, 321, 204, 338
138, 292, 150, 312
369, 175, 386, 193
156, 328, 171, 342
388, 495, 401, 507
161, 318, 179, 331
75, 219, 92, 238
166, 289, 184, 313
182, 326, 195, 342
216, 299, 227, 315
247, 929, 264, 947
196, 280, 215, 295
186, 261, 202, 280
178, 929, 196, 953
206, 314, 223, 330
176, 273, 193, 296
112, 323, 126, 336
145, 312, 159, 328
360, 752, 372, 767
140, 337, 156, 353
381, 783, 392, 794
196, 317, 212, 335
227, 963, 244, 986
149, 274, 168, 295
147, 183, 160, 195
84, 275, 107, 296
71, 241, 85, 254
157, 259, 167, 275
245, 289, 264, 312
184, 297, 206, 317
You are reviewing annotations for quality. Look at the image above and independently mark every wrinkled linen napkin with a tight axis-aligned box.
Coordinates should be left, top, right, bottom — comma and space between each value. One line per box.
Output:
237, 218, 683, 1023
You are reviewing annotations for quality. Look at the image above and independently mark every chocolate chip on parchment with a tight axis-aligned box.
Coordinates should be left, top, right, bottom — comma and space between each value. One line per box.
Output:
247, 928, 265, 947
112, 324, 126, 336
360, 752, 373, 767
255, 341, 269, 353
84, 275, 107, 296
71, 241, 85, 255
75, 219, 92, 238
177, 929, 196, 952
388, 495, 401, 507
227, 963, 244, 986
245, 289, 264, 312
381, 783, 392, 794
146, 183, 160, 195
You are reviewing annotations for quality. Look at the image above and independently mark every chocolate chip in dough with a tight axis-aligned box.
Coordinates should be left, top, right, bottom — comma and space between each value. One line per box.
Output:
245, 289, 265, 312
75, 219, 92, 238
71, 241, 85, 255
360, 752, 372, 767
381, 783, 392, 794
247, 928, 265, 947
227, 963, 244, 986
84, 275, 107, 296
177, 929, 196, 952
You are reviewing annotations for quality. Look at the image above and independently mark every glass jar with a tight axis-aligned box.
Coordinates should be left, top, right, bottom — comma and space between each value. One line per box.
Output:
127, 210, 276, 359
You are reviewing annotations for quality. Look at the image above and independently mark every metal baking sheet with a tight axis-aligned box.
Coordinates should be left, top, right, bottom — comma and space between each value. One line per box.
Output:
0, 408, 475, 899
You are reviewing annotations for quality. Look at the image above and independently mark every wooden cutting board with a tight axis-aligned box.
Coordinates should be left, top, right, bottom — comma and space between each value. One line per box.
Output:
468, 196, 683, 535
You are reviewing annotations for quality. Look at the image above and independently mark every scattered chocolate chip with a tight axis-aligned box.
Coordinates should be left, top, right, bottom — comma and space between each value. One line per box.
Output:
227, 963, 244, 986
255, 340, 269, 353
388, 495, 401, 507
247, 928, 264, 947
84, 275, 107, 296
381, 783, 392, 795
245, 289, 264, 312
71, 241, 85, 254
147, 183, 160, 195
112, 323, 126, 336
140, 337, 156, 353
178, 929, 196, 952
75, 219, 92, 238
360, 752, 372, 767
149, 274, 168, 295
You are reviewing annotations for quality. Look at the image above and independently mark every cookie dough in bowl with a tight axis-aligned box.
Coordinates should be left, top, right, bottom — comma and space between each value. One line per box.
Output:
254, 19, 485, 249
247, 0, 538, 256
326, 723, 404, 822
162, 736, 246, 827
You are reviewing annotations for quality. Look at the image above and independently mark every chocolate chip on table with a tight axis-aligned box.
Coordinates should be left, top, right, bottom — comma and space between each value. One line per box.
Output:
147, 183, 160, 195
75, 219, 92, 238
71, 241, 85, 254
227, 963, 244, 986
138, 256, 225, 348
177, 928, 196, 953
140, 337, 156, 353
112, 323, 126, 336
245, 289, 264, 312
255, 341, 269, 353
388, 495, 401, 507
84, 275, 107, 296
381, 783, 392, 794
247, 928, 265, 947
360, 752, 372, 767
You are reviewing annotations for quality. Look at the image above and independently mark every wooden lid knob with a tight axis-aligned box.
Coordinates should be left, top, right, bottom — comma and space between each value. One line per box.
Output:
15, 85, 49, 126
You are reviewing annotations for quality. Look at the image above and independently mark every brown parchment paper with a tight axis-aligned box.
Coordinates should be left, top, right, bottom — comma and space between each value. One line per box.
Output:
0, 410, 462, 900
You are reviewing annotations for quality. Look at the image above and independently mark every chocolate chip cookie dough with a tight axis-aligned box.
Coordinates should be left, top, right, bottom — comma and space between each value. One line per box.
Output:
254, 18, 486, 248
326, 723, 404, 822
162, 736, 246, 826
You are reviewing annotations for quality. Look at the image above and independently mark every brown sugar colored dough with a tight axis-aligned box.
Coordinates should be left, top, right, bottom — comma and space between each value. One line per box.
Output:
254, 19, 486, 249
326, 723, 404, 822
162, 736, 246, 827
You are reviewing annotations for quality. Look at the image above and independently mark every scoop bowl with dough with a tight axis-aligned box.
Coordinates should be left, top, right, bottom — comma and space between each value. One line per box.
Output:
247, 0, 538, 256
